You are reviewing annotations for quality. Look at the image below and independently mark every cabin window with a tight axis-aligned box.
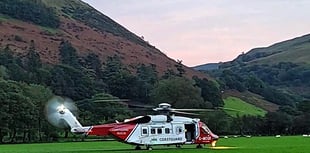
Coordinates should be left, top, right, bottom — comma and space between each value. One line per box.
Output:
176, 127, 182, 134
202, 123, 211, 134
151, 128, 156, 134
157, 128, 162, 134
142, 127, 148, 135
165, 128, 170, 134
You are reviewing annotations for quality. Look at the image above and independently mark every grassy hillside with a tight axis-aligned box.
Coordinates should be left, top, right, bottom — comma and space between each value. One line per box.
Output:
223, 90, 279, 112
213, 34, 310, 105
223, 96, 267, 117
197, 34, 310, 107
237, 34, 310, 65
193, 63, 220, 71
250, 45, 310, 65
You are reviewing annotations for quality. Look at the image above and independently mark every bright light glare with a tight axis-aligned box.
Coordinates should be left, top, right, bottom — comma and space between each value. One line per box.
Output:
210, 146, 238, 150
211, 141, 217, 147
57, 104, 66, 114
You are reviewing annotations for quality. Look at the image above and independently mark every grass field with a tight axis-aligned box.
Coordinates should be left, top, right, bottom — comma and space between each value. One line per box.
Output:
0, 136, 309, 153
224, 96, 267, 117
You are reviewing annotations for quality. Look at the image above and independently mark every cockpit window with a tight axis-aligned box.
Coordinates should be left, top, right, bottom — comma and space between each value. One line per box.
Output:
201, 123, 211, 134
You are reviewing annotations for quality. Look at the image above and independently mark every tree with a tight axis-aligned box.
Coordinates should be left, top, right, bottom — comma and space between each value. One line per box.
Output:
292, 113, 310, 134
0, 80, 37, 143
24, 41, 42, 72
23, 41, 43, 84
103, 56, 138, 99
150, 77, 204, 108
0, 46, 14, 66
83, 53, 103, 78
78, 93, 132, 124
0, 0, 60, 28
22, 84, 53, 141
230, 115, 264, 135
175, 60, 185, 77
135, 64, 158, 102
49, 64, 94, 100
245, 75, 265, 93
0, 46, 28, 82
0, 65, 9, 79
161, 69, 177, 79
264, 112, 293, 135
201, 111, 232, 135
193, 76, 224, 107
82, 53, 106, 93
219, 70, 246, 92
0, 81, 10, 143
297, 101, 310, 113
59, 41, 80, 68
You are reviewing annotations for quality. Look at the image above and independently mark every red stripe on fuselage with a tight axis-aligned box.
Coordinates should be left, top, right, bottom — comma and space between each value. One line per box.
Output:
87, 123, 137, 141
109, 124, 137, 140
87, 123, 118, 136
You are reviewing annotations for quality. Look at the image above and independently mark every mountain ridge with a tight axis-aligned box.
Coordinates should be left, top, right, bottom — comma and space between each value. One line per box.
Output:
195, 33, 310, 70
204, 33, 310, 105
0, 0, 206, 78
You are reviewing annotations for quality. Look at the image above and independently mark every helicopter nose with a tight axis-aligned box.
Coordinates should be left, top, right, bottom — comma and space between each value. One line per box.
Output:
211, 133, 219, 140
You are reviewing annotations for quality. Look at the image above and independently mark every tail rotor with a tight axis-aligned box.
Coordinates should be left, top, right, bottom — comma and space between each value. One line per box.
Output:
45, 96, 89, 134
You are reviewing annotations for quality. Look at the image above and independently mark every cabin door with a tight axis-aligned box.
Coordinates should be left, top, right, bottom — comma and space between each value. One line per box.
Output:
185, 124, 195, 142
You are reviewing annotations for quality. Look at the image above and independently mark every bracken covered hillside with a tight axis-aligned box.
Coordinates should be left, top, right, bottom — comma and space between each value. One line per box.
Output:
0, 0, 206, 78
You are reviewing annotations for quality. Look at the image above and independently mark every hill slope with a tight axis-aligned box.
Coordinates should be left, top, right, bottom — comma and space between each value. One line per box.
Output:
0, 0, 205, 78
230, 34, 310, 65
216, 34, 310, 105
193, 63, 220, 71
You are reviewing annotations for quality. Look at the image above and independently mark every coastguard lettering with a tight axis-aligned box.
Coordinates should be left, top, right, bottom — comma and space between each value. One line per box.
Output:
159, 137, 182, 141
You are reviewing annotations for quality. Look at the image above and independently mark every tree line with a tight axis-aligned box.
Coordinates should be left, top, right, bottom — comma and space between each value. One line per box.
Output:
205, 59, 310, 136
1, 40, 309, 143
0, 40, 223, 143
1, 39, 309, 143
0, 0, 60, 28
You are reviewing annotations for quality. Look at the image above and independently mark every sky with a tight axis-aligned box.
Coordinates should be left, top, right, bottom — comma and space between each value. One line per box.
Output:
82, 0, 310, 66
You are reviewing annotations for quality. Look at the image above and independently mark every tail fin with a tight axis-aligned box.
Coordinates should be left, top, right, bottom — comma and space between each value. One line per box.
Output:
56, 104, 90, 134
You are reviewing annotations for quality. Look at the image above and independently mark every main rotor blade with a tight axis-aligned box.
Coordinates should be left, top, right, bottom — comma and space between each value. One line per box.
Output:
172, 110, 199, 115
126, 103, 155, 108
172, 108, 215, 112
216, 107, 245, 112
93, 99, 129, 103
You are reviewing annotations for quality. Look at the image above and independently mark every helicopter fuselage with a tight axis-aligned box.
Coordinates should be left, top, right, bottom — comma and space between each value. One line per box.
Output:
86, 115, 219, 146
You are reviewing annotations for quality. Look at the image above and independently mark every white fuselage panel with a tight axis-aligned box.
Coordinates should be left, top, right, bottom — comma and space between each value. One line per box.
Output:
126, 115, 198, 145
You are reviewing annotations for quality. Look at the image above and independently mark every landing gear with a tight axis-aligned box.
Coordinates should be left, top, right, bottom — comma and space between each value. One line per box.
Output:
146, 145, 153, 150
135, 145, 141, 150
196, 144, 203, 149
176, 144, 181, 148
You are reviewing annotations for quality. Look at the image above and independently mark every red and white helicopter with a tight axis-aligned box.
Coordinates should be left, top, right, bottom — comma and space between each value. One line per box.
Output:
46, 97, 219, 150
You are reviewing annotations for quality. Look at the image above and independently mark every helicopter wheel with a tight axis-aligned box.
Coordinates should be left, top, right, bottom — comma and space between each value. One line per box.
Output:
146, 145, 153, 150
196, 144, 203, 149
176, 144, 181, 148
135, 145, 141, 150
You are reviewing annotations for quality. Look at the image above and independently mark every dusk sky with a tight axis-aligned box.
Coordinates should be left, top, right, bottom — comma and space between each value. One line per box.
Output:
82, 0, 310, 66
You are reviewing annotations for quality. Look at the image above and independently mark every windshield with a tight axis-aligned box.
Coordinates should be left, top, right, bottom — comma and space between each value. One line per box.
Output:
201, 123, 211, 134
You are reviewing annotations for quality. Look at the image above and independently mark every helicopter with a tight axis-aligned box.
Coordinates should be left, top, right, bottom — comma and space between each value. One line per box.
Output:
45, 97, 219, 150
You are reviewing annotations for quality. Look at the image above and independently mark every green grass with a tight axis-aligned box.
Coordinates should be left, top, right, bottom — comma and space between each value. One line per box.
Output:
39, 26, 60, 35
251, 49, 310, 65
0, 14, 12, 21
0, 136, 309, 153
224, 96, 267, 117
